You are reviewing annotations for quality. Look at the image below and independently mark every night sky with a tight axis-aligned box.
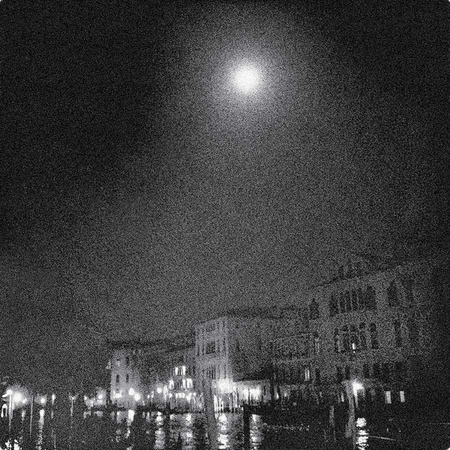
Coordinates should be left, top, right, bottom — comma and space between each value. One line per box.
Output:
1, 1, 449, 384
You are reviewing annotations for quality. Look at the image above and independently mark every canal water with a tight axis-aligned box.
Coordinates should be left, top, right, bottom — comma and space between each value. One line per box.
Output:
3, 409, 449, 449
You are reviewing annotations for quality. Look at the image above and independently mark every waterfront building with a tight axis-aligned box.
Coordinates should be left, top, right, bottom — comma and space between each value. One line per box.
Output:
271, 252, 450, 412
195, 307, 305, 410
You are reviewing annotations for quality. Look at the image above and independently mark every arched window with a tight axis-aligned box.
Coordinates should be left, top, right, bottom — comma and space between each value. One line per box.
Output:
387, 281, 400, 307
313, 332, 320, 354
329, 294, 338, 317
365, 286, 377, 310
309, 299, 320, 320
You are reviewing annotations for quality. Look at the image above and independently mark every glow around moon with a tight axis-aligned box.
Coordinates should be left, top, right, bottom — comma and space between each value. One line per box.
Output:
233, 66, 260, 94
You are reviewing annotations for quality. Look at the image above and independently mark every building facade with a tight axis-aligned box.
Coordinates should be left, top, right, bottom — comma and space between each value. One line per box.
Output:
272, 253, 450, 412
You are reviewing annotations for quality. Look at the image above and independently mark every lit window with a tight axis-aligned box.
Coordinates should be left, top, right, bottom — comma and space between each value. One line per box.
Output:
116, 359, 121, 367
181, 366, 186, 375
385, 391, 392, 404
304, 366, 311, 382
399, 391, 405, 403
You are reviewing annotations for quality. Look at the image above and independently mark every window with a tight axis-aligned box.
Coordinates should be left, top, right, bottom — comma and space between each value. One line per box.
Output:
235, 340, 240, 352
313, 332, 321, 354
387, 281, 400, 307
339, 293, 345, 314
224, 365, 227, 378
351, 290, 358, 311
394, 320, 402, 347
116, 359, 121, 367
357, 288, 365, 310
344, 366, 350, 380
359, 323, 367, 350
408, 318, 419, 347
223, 337, 226, 353
309, 299, 320, 320
126, 374, 129, 383
315, 368, 321, 385
344, 291, 351, 312
382, 363, 391, 382
363, 363, 370, 378
350, 325, 359, 352
334, 328, 340, 353
365, 286, 377, 310
394, 361, 406, 381
373, 363, 381, 379
399, 391, 406, 403
338, 265, 345, 279
304, 366, 311, 382
370, 323, 379, 349
126, 356, 130, 367
342, 326, 350, 352
330, 294, 338, 317
385, 391, 392, 404
197, 346, 200, 357
404, 278, 414, 305
116, 374, 120, 384
336, 367, 343, 383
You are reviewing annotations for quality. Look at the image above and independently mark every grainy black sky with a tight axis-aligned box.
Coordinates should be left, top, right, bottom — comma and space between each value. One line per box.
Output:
1, 0, 449, 380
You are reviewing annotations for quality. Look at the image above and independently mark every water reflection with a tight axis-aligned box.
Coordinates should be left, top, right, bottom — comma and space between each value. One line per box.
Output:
2, 408, 412, 450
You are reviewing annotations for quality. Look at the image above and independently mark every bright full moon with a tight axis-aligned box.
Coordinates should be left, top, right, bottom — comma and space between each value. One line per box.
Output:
233, 66, 260, 94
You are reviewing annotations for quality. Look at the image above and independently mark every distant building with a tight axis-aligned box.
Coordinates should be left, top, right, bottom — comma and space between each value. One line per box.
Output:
195, 307, 305, 410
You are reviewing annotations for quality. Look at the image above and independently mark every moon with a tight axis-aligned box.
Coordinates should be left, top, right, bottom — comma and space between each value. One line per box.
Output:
233, 66, 260, 94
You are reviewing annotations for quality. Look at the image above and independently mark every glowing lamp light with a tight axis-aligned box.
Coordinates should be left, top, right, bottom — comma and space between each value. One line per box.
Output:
97, 394, 103, 400
128, 388, 135, 396
134, 393, 141, 402
22, 398, 28, 404
13, 393, 23, 403
353, 381, 363, 396
6, 389, 13, 396
233, 66, 260, 94
156, 387, 163, 394
40, 397, 46, 405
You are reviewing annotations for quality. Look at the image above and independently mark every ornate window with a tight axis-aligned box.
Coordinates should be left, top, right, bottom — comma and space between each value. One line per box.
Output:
309, 299, 320, 320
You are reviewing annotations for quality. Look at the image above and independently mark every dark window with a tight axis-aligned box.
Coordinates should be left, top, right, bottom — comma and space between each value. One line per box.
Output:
394, 361, 406, 381
350, 325, 359, 352
357, 288, 365, 309
236, 340, 240, 352
315, 368, 321, 385
342, 326, 350, 352
387, 281, 400, 307
394, 320, 402, 347
370, 323, 379, 349
365, 286, 377, 310
345, 291, 351, 312
313, 332, 320, 354
338, 265, 345, 279
125, 356, 130, 367
382, 363, 391, 382
359, 323, 367, 350
351, 290, 358, 311
404, 278, 414, 305
336, 367, 343, 383
339, 293, 345, 313
344, 366, 351, 380
309, 299, 320, 320
408, 318, 419, 347
126, 374, 129, 383
206, 342, 216, 354
116, 374, 120, 384
334, 328, 340, 353
363, 363, 370, 378
330, 294, 338, 317
373, 363, 381, 379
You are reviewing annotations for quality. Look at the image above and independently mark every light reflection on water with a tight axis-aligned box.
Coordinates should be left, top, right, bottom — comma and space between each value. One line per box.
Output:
4, 409, 414, 450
